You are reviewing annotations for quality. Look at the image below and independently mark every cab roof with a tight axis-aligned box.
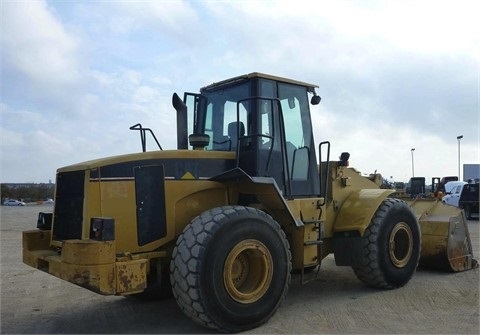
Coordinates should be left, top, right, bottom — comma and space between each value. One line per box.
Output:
201, 72, 319, 93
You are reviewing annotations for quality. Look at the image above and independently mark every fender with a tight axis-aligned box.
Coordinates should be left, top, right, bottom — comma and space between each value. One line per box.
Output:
333, 189, 395, 236
211, 167, 303, 227
332, 188, 395, 267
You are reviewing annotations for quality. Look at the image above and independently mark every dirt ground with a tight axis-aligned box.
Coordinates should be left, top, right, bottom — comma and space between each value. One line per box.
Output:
1, 204, 479, 334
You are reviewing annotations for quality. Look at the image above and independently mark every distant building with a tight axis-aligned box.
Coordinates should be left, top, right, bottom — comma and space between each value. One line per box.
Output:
463, 164, 480, 182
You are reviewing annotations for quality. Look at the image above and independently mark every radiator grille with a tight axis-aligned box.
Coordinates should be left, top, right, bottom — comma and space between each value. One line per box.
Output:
52, 170, 85, 241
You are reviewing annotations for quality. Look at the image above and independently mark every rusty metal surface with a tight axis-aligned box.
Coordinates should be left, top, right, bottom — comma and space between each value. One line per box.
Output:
408, 199, 478, 272
115, 260, 147, 294
22, 229, 148, 295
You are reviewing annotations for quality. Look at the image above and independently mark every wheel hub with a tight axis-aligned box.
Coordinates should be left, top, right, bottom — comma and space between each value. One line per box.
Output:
224, 239, 273, 304
389, 222, 413, 268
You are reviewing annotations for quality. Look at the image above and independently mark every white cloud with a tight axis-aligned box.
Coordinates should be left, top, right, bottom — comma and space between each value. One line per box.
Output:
104, 1, 200, 46
0, 0, 478, 183
1, 1, 80, 87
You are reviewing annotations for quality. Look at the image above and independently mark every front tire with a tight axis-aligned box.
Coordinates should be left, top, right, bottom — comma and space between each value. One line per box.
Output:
170, 206, 291, 332
353, 198, 421, 289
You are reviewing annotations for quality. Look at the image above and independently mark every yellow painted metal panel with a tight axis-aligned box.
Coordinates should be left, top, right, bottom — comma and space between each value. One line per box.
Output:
22, 230, 51, 251
22, 230, 54, 268
61, 240, 115, 265
334, 189, 394, 235
97, 180, 137, 251
59, 262, 115, 295
57, 150, 235, 173
23, 230, 148, 295
84, 178, 228, 254
115, 259, 148, 294
408, 199, 477, 272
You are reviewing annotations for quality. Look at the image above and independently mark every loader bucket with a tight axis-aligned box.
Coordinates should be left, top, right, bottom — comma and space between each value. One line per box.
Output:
406, 199, 477, 272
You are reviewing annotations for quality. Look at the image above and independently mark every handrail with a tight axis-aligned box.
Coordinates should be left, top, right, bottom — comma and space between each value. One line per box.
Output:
319, 141, 330, 205
129, 123, 163, 152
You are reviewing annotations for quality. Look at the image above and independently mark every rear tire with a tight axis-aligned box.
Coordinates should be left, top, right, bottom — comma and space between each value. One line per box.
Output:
353, 198, 421, 289
170, 206, 291, 332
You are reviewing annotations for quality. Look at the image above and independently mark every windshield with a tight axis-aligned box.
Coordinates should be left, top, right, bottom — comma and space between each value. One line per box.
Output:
196, 81, 252, 151
202, 82, 251, 150
193, 79, 313, 154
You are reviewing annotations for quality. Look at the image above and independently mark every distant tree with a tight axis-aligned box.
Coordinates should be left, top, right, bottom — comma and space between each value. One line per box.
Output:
1, 184, 17, 201
1, 184, 54, 203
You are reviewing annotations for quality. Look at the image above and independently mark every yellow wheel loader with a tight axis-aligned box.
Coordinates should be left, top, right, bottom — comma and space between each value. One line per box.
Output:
22, 73, 477, 332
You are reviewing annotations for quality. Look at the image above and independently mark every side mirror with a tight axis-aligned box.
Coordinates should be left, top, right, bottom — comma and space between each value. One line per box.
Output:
311, 94, 321, 105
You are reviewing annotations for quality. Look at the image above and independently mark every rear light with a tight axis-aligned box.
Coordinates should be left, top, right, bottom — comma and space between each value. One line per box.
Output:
90, 218, 115, 241
37, 212, 53, 230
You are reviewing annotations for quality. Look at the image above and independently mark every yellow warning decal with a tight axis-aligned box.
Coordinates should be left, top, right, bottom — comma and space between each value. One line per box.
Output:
181, 172, 195, 179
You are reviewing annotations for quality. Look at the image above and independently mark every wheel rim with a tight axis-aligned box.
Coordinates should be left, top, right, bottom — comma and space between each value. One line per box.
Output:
389, 222, 413, 268
224, 239, 273, 304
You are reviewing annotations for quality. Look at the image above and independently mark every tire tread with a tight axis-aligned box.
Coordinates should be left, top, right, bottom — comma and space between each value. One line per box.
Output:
170, 205, 291, 332
353, 198, 420, 289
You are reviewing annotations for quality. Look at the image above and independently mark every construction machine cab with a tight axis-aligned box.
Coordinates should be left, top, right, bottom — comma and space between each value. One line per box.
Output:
174, 72, 322, 197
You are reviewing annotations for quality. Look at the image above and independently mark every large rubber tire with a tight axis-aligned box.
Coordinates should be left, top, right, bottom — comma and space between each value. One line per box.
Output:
170, 206, 291, 332
464, 205, 472, 220
353, 198, 421, 289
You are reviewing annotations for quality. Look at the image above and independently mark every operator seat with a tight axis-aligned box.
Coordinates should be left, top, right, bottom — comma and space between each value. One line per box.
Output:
228, 121, 245, 151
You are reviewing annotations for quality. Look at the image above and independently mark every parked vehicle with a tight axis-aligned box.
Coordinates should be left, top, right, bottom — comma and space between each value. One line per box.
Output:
431, 176, 458, 197
443, 181, 467, 196
442, 181, 479, 219
442, 182, 467, 206
3, 199, 26, 206
405, 177, 426, 198
459, 183, 479, 220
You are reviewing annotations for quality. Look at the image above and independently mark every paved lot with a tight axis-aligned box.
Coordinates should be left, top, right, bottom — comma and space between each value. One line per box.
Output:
1, 204, 479, 334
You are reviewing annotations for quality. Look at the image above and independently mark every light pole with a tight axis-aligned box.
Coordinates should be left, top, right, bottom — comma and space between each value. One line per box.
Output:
411, 148, 415, 177
457, 135, 463, 181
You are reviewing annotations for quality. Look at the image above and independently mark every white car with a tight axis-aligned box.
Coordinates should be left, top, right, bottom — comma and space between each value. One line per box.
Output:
442, 181, 467, 207
3, 199, 26, 206
443, 181, 467, 195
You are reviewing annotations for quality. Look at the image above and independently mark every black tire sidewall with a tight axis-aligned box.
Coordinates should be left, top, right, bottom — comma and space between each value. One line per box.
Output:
465, 206, 471, 220
376, 200, 421, 287
199, 209, 290, 330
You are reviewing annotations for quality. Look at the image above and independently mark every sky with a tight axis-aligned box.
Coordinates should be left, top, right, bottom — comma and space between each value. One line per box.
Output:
1, 0, 479, 184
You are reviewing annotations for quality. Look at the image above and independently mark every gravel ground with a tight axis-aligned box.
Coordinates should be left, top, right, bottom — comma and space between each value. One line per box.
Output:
1, 204, 479, 334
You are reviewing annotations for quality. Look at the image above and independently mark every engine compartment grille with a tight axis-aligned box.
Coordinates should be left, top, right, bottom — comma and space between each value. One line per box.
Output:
52, 170, 85, 241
